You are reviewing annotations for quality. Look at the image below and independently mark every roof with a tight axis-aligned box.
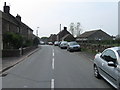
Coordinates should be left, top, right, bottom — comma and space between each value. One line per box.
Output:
2, 12, 19, 26
57, 29, 71, 38
109, 47, 120, 51
78, 29, 102, 38
57, 29, 70, 35
2, 11, 33, 31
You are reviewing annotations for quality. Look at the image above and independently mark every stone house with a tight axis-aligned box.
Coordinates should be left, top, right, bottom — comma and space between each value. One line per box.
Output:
0, 11, 2, 51
57, 27, 75, 41
76, 29, 112, 41
1, 2, 34, 49
48, 34, 57, 43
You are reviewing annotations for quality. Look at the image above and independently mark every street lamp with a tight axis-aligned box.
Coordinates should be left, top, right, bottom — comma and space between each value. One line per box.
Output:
36, 27, 39, 37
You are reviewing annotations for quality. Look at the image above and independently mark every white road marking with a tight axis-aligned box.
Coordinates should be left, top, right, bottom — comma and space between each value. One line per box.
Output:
52, 48, 55, 70
53, 49, 54, 52
51, 79, 54, 89
53, 52, 54, 57
23, 85, 28, 88
52, 58, 54, 70
51, 48, 55, 89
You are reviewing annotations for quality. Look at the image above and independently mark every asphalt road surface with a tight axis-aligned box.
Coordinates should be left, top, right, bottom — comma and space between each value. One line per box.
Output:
2, 45, 115, 89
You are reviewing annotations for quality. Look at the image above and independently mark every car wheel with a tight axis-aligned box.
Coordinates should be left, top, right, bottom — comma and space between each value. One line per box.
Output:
94, 65, 101, 79
69, 50, 73, 52
79, 48, 81, 51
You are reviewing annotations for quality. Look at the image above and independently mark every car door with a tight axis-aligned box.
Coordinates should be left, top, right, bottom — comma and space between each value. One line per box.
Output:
99, 50, 110, 78
101, 50, 118, 87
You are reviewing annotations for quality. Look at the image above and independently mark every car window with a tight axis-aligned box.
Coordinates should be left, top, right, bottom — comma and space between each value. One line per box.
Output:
101, 50, 117, 63
117, 50, 120, 57
70, 42, 78, 45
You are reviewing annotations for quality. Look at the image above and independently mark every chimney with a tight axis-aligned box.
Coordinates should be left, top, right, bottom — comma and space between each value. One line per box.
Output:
16, 14, 21, 22
64, 27, 67, 30
3, 2, 10, 14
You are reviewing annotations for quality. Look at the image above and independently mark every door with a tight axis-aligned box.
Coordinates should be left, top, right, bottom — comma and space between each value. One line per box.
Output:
100, 49, 118, 87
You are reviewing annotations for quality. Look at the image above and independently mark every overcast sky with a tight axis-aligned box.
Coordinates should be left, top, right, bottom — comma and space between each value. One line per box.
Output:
0, 0, 119, 37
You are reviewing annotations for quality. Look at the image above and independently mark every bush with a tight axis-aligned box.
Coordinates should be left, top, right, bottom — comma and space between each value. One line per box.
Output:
3, 32, 23, 49
33, 37, 40, 46
22, 39, 33, 47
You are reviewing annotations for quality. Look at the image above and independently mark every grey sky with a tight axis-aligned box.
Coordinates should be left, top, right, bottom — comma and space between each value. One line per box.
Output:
0, 0, 118, 37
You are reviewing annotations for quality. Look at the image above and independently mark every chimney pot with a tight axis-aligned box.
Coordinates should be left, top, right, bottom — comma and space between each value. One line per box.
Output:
4, 2, 6, 6
3, 2, 10, 14
64, 27, 67, 30
16, 14, 21, 22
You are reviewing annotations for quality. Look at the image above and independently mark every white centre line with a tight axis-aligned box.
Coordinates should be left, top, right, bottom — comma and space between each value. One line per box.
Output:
51, 79, 54, 89
52, 58, 54, 70
52, 48, 55, 70
53, 52, 54, 57
51, 48, 55, 89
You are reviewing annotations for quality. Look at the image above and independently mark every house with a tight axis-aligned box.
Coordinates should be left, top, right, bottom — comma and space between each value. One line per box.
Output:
57, 27, 75, 41
2, 2, 34, 40
76, 29, 112, 41
0, 11, 2, 50
48, 34, 57, 43
116, 35, 120, 39
2, 2, 35, 49
62, 34, 75, 41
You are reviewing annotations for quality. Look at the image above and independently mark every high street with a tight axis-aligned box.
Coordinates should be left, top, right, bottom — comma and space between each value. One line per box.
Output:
2, 45, 114, 89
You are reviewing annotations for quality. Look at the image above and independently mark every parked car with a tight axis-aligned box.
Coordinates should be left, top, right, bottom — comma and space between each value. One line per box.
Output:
59, 41, 68, 49
94, 47, 120, 89
67, 41, 81, 52
48, 42, 53, 45
40, 41, 45, 45
54, 41, 59, 46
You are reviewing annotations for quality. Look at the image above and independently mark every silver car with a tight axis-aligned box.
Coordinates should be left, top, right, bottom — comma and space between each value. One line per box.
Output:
94, 47, 120, 89
59, 41, 68, 49
67, 41, 81, 52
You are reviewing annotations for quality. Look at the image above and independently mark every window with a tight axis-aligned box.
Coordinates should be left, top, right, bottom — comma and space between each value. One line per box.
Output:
117, 50, 120, 57
101, 50, 117, 63
17, 27, 20, 33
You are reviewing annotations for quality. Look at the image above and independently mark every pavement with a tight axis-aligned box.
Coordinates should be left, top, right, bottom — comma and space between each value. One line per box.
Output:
1, 46, 41, 73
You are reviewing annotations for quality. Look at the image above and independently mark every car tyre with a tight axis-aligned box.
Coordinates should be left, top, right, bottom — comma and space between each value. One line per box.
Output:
94, 65, 101, 79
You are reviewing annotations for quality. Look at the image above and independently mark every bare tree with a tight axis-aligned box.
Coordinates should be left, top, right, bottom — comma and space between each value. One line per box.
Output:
69, 22, 75, 36
69, 22, 83, 37
76, 22, 82, 37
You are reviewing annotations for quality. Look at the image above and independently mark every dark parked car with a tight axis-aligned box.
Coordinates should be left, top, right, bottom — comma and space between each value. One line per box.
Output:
67, 41, 81, 52
94, 47, 120, 89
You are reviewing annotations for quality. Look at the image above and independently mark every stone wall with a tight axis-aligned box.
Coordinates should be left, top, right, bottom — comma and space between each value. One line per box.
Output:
2, 49, 20, 57
79, 43, 114, 53
22, 46, 38, 55
2, 46, 38, 57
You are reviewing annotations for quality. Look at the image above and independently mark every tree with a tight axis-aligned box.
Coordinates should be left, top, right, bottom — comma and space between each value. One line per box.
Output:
69, 22, 83, 37
69, 22, 75, 36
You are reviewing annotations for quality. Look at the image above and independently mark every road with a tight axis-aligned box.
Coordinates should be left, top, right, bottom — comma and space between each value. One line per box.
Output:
2, 45, 114, 89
